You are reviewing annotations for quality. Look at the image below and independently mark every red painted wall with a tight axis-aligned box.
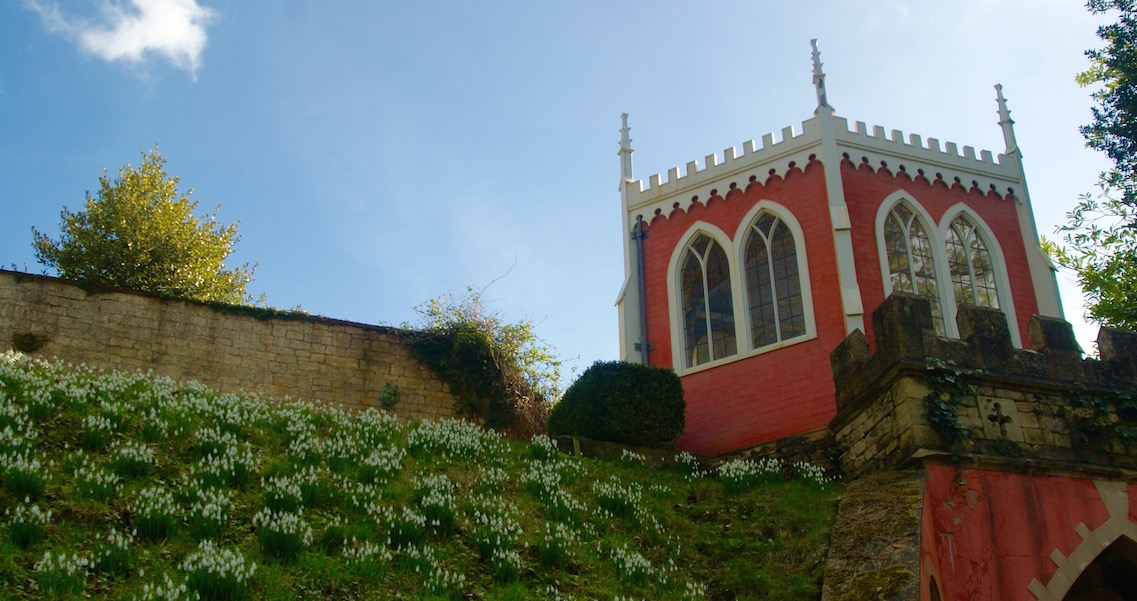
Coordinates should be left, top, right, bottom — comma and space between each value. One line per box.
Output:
640, 161, 847, 456
640, 158, 1044, 456
920, 464, 1137, 600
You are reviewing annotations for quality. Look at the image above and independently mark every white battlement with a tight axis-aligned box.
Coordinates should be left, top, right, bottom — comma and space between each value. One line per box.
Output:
837, 117, 1008, 171
627, 117, 823, 213
624, 111, 1025, 222
833, 115, 1022, 197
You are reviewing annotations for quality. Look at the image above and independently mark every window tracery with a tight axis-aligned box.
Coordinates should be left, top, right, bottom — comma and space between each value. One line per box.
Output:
883, 203, 946, 334
743, 212, 806, 348
680, 233, 736, 367
946, 214, 1000, 309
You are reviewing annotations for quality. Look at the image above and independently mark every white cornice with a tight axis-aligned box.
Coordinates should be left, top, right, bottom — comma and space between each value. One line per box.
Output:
626, 118, 823, 222
833, 117, 1023, 198
625, 112, 1026, 226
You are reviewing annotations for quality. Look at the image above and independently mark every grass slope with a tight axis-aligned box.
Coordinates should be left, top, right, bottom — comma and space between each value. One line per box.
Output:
0, 352, 840, 600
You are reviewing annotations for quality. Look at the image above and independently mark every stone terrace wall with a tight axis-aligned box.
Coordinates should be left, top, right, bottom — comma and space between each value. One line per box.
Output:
828, 293, 1137, 477
0, 270, 457, 421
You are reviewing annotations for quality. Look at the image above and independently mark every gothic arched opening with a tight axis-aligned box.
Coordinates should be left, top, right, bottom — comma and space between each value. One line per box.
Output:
1063, 536, 1137, 600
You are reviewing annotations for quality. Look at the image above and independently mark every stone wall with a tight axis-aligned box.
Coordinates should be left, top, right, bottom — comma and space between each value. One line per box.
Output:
829, 293, 1137, 477
0, 270, 457, 421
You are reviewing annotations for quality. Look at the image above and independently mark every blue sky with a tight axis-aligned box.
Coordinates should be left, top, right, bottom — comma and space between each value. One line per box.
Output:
0, 1, 1114, 385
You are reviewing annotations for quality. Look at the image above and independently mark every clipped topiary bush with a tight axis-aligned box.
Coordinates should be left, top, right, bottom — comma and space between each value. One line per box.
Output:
547, 360, 685, 447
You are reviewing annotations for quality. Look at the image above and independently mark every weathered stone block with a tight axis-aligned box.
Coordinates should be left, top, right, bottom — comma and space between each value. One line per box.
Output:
1099, 327, 1137, 384
955, 304, 1013, 370
871, 293, 935, 363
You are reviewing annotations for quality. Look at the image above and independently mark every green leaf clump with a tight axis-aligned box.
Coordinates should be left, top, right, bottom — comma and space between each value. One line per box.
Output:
1048, 0, 1137, 330
410, 285, 560, 438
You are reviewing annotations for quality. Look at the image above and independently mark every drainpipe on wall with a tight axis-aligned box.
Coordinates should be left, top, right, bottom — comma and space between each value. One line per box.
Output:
632, 215, 651, 364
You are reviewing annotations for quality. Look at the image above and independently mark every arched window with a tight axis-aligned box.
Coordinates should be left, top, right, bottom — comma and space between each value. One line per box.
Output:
680, 233, 736, 368
743, 212, 806, 348
883, 203, 946, 334
946, 214, 1000, 309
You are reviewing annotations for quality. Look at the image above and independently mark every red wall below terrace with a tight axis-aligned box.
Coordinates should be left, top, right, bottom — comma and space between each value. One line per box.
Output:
920, 465, 1137, 601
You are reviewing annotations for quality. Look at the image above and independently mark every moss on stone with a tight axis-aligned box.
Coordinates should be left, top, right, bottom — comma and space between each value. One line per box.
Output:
823, 470, 923, 601
834, 565, 915, 601
11, 332, 46, 353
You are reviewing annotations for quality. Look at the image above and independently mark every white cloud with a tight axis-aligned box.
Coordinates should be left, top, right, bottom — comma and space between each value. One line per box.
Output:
25, 0, 217, 78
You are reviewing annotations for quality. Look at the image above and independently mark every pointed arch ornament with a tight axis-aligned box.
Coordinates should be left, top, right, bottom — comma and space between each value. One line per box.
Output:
1028, 480, 1137, 600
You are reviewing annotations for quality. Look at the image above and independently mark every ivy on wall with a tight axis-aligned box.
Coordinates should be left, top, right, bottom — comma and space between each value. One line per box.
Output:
1063, 388, 1137, 453
922, 358, 982, 452
409, 324, 546, 438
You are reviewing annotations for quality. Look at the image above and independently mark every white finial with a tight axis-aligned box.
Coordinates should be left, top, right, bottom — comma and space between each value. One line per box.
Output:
811, 39, 831, 112
995, 84, 1019, 156
618, 113, 634, 181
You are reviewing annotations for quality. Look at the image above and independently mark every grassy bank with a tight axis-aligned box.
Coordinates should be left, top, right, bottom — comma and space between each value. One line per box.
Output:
0, 352, 840, 600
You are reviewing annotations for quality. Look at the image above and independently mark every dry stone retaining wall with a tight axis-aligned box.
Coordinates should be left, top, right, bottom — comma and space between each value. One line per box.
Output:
0, 270, 457, 421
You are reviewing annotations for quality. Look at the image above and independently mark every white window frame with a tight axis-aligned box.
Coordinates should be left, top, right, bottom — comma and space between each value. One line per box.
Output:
667, 223, 741, 374
667, 203, 817, 376
937, 204, 1022, 347
733, 201, 818, 355
874, 190, 1022, 347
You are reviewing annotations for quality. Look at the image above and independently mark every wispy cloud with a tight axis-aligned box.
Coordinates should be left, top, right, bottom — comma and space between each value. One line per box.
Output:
25, 0, 217, 79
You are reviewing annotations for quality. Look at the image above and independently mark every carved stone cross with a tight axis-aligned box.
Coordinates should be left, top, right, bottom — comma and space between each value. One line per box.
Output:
987, 402, 1012, 437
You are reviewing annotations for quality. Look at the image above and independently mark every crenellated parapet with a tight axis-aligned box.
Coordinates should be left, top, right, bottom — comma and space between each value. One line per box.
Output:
623, 111, 1025, 226
624, 118, 823, 223
829, 293, 1137, 477
833, 117, 1023, 200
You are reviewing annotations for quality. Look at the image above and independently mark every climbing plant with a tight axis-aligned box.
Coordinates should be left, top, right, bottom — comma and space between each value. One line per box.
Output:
408, 285, 562, 437
922, 358, 982, 452
1064, 387, 1137, 452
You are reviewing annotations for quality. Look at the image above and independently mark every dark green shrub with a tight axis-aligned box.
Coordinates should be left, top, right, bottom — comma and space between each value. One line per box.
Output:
546, 360, 685, 447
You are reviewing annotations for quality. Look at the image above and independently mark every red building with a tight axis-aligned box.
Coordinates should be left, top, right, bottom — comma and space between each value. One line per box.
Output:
615, 40, 1063, 457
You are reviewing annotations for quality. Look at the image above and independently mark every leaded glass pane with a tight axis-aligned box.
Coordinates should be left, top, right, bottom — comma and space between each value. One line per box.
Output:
745, 213, 806, 348
745, 229, 776, 347
884, 204, 945, 334
681, 246, 708, 368
947, 215, 1000, 309
771, 222, 805, 339
884, 212, 912, 293
706, 242, 736, 360
680, 233, 735, 368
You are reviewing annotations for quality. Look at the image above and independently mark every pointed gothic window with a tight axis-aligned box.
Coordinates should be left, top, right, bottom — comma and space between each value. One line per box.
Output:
680, 233, 736, 368
946, 214, 1000, 309
744, 212, 806, 348
883, 203, 945, 334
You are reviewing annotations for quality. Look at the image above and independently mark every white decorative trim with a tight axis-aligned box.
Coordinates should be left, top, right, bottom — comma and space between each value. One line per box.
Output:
937, 204, 1022, 348
624, 109, 1029, 227
834, 117, 1022, 196
667, 205, 818, 377
1029, 480, 1137, 600
626, 119, 824, 222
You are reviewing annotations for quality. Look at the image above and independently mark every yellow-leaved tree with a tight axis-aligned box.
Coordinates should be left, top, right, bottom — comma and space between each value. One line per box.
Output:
32, 147, 256, 305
